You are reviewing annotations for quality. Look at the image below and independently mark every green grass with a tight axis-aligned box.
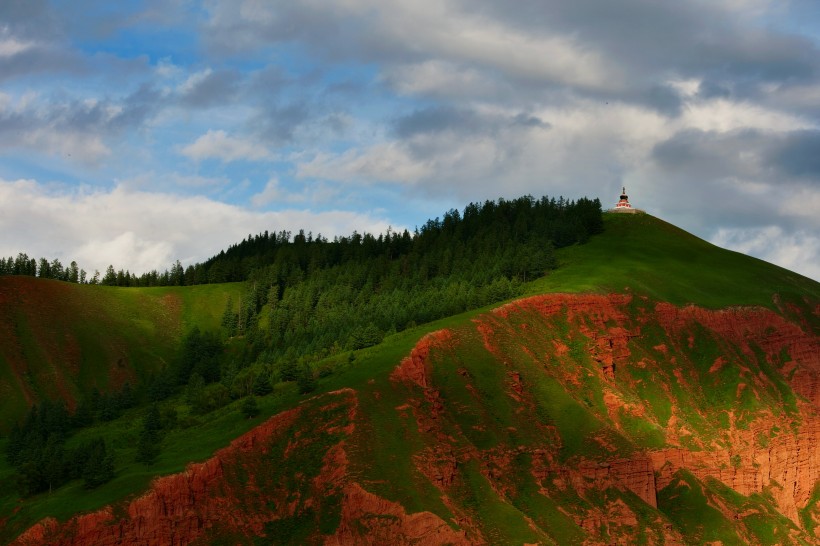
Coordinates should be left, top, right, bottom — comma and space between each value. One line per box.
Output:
800, 482, 820, 537
0, 279, 243, 430
530, 213, 819, 313
658, 470, 745, 545
454, 459, 550, 544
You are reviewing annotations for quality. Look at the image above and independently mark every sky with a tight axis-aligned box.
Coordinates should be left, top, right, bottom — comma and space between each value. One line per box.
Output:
0, 0, 818, 281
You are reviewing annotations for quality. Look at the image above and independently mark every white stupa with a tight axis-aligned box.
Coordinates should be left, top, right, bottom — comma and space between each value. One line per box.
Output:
609, 186, 643, 214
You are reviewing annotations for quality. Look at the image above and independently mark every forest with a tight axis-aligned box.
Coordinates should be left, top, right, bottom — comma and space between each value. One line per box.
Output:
3, 195, 603, 495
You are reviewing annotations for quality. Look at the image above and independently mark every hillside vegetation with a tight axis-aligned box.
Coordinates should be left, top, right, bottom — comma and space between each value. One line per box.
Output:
2, 207, 819, 545
0, 280, 243, 429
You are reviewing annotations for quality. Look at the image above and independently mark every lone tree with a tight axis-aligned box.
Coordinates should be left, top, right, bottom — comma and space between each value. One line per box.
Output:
241, 396, 260, 419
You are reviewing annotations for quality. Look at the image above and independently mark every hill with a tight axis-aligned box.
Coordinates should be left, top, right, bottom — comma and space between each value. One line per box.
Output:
3, 212, 820, 545
0, 279, 243, 430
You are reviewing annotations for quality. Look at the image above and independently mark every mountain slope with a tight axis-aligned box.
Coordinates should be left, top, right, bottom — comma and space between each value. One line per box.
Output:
5, 213, 820, 545
0, 279, 242, 429
531, 213, 818, 312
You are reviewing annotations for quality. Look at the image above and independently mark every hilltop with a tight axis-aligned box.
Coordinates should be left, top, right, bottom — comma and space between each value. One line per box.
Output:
2, 210, 819, 545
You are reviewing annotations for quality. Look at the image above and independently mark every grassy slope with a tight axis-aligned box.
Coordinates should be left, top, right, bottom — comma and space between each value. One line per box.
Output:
2, 213, 818, 542
0, 279, 243, 429
531, 213, 818, 312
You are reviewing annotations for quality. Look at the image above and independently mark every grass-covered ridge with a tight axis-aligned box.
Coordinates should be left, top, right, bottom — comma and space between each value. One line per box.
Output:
0, 278, 243, 429
533, 213, 818, 312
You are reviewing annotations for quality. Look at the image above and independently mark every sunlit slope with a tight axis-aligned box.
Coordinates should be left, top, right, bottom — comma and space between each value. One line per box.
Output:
356, 292, 819, 544
0, 278, 242, 429
531, 213, 819, 313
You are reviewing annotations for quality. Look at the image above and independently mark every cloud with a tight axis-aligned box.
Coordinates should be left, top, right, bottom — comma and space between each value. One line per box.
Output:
769, 130, 820, 179
0, 33, 33, 57
711, 226, 820, 282
180, 130, 272, 162
177, 68, 240, 108
298, 143, 432, 185
203, 0, 618, 90
251, 178, 284, 207
0, 178, 394, 274
251, 177, 344, 207
0, 85, 162, 163
251, 102, 311, 144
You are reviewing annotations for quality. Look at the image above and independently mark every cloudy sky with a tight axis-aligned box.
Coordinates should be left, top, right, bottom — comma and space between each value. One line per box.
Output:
1, 0, 818, 280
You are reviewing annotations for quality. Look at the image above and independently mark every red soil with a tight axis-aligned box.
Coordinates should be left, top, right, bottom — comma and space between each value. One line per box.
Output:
10, 292, 820, 544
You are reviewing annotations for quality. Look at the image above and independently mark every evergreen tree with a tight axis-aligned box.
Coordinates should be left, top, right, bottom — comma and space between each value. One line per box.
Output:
103, 265, 117, 286
296, 364, 317, 394
221, 296, 238, 338
241, 396, 260, 419
252, 372, 272, 396
135, 428, 160, 466
81, 438, 115, 489
143, 404, 163, 435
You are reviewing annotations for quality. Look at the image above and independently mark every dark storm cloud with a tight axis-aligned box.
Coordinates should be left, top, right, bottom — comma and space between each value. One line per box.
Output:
0, 0, 86, 81
768, 130, 820, 180
202, 2, 416, 65
653, 128, 820, 185
178, 69, 241, 109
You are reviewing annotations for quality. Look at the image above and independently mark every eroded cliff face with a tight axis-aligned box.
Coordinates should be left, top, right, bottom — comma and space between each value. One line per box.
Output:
11, 293, 820, 545
11, 389, 469, 546
387, 294, 820, 544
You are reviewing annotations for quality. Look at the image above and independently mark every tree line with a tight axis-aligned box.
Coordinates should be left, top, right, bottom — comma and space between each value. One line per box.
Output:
0, 195, 602, 289
0, 254, 189, 287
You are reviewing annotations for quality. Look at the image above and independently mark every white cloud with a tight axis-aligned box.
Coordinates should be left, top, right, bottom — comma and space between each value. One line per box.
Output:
251, 178, 284, 207
155, 56, 182, 79
680, 98, 812, 134
0, 36, 33, 58
0, 178, 394, 274
180, 129, 271, 162
177, 68, 213, 94
298, 143, 432, 185
20, 128, 111, 164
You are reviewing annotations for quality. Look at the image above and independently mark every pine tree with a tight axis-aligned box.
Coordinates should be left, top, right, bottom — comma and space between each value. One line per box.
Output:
296, 363, 317, 394
252, 372, 272, 396
241, 396, 260, 419
82, 438, 115, 489
135, 428, 159, 466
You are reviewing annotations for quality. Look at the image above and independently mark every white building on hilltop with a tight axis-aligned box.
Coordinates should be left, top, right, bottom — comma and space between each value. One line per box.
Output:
608, 187, 644, 214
